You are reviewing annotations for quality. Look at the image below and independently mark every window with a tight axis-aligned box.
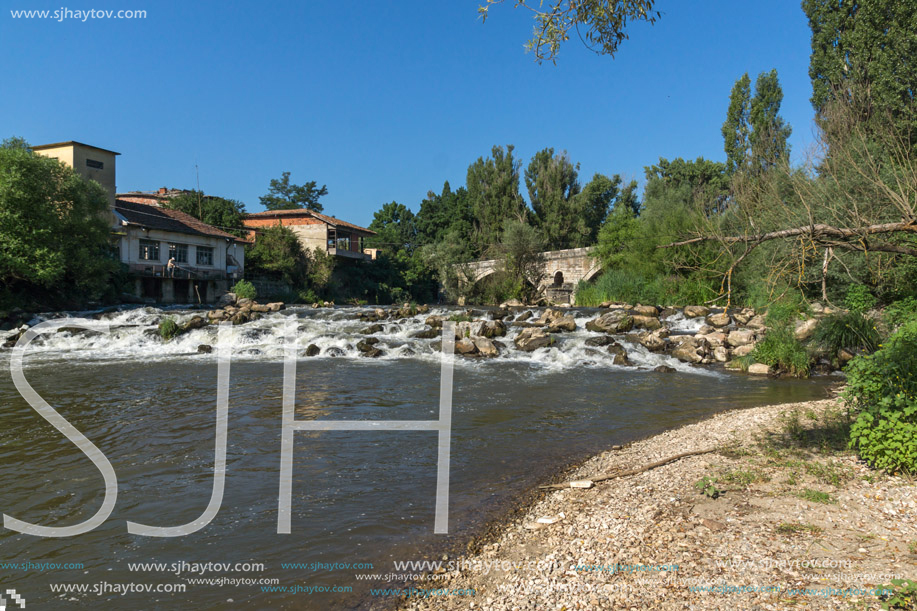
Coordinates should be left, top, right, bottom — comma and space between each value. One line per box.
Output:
168, 243, 188, 263
196, 246, 214, 266
86, 158, 104, 169
139, 239, 160, 261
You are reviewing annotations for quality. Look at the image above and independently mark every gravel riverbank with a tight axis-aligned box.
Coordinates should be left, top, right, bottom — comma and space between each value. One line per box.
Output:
401, 397, 917, 610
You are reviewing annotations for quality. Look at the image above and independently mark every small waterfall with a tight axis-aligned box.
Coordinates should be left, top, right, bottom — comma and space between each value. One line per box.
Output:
11, 305, 717, 375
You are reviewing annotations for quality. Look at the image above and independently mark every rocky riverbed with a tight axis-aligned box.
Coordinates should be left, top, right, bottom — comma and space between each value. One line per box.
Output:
400, 397, 917, 611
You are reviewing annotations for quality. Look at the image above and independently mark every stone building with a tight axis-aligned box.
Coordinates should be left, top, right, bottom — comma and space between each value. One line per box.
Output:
242, 209, 376, 261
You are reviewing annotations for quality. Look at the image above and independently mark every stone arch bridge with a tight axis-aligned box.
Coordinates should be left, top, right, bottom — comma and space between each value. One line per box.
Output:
459, 247, 602, 304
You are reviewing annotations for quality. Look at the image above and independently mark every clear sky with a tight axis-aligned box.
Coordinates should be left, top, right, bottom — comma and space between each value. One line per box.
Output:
1, 0, 817, 227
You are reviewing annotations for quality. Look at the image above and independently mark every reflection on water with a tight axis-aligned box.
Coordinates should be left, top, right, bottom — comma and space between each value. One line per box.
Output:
0, 306, 834, 609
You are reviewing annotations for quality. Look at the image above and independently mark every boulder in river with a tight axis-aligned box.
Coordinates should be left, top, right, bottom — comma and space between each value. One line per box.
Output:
705, 312, 731, 328
633, 304, 659, 317
585, 310, 634, 334
606, 342, 631, 365
305, 344, 320, 357
515, 310, 533, 322
747, 363, 770, 375
473, 336, 499, 357
356, 338, 380, 353
584, 335, 614, 347
197, 344, 212, 354
514, 328, 553, 352
411, 328, 439, 339
361, 324, 384, 335
546, 315, 576, 333
478, 320, 507, 338
455, 338, 477, 355
632, 315, 661, 330
654, 365, 676, 373
638, 331, 667, 352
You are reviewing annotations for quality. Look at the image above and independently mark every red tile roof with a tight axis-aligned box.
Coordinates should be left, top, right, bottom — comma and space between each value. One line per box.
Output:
114, 199, 250, 243
243, 208, 375, 234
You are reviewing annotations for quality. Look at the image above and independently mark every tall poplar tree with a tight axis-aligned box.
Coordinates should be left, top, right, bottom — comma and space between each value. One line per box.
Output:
466, 145, 525, 256
722, 73, 751, 175
749, 69, 792, 173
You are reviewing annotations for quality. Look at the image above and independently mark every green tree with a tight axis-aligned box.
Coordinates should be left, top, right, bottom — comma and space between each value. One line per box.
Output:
496, 219, 546, 303
525, 148, 581, 249
245, 224, 308, 285
259, 172, 328, 212
466, 145, 525, 256
163, 191, 246, 236
366, 201, 417, 253
722, 73, 751, 175
749, 69, 792, 173
478, 0, 661, 63
415, 181, 474, 246
803, 0, 917, 143
0, 140, 116, 306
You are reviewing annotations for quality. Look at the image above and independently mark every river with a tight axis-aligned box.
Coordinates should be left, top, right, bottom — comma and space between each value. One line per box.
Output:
0, 305, 833, 609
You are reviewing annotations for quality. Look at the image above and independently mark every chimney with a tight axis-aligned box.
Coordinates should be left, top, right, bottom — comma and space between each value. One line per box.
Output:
158, 187, 167, 195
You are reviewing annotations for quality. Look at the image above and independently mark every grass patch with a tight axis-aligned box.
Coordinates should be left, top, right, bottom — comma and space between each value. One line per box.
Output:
796, 488, 837, 504
721, 469, 771, 486
158, 317, 180, 341
776, 522, 823, 536
447, 314, 474, 323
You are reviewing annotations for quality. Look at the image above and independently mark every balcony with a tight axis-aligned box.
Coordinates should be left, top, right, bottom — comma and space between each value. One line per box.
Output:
327, 247, 373, 261
128, 263, 242, 281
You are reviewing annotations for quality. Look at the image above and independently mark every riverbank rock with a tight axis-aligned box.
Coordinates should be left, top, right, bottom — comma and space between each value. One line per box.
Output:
733, 307, 756, 325
216, 292, 236, 308
726, 328, 756, 347
585, 311, 634, 333
671, 337, 707, 364
747, 363, 770, 375
425, 315, 444, 329
683, 305, 709, 318
732, 343, 755, 358
795, 318, 819, 340
705, 311, 731, 327
514, 328, 553, 352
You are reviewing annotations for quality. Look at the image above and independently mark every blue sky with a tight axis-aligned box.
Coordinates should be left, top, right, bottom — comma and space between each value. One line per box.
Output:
1, 0, 817, 227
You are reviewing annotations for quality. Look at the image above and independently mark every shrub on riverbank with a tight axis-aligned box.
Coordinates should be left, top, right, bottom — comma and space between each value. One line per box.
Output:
814, 311, 881, 357
744, 302, 810, 377
231, 280, 257, 301
845, 319, 917, 473
575, 269, 714, 307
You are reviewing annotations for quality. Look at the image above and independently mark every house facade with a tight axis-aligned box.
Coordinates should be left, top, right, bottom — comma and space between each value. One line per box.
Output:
242, 209, 376, 261
31, 141, 247, 304
113, 199, 246, 303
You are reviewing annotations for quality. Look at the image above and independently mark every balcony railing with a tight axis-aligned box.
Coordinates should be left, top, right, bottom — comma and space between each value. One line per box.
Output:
128, 263, 242, 280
